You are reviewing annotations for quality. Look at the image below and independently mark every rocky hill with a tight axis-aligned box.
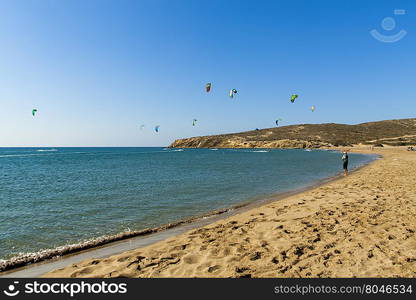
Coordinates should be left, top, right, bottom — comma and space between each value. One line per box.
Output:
169, 118, 416, 149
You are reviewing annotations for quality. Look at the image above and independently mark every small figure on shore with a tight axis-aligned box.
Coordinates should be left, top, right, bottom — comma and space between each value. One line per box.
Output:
342, 151, 349, 176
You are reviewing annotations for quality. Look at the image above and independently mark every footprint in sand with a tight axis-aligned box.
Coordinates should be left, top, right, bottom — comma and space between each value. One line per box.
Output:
183, 254, 199, 265
171, 244, 188, 251
70, 267, 94, 277
250, 252, 262, 261
208, 265, 221, 273
89, 259, 101, 265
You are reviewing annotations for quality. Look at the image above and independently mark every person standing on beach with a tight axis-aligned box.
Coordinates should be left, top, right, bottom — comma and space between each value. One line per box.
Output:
342, 151, 349, 176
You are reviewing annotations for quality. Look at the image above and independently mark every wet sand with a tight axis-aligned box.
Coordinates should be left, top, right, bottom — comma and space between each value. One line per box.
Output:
45, 147, 416, 277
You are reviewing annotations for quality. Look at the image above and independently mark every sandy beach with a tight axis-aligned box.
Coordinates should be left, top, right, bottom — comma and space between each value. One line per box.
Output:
44, 147, 416, 278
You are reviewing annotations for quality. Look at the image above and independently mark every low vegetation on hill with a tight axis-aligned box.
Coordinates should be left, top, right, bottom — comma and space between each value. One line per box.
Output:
169, 118, 416, 149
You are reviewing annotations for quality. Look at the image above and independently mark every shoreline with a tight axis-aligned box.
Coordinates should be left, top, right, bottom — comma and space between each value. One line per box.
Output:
43, 147, 416, 278
0, 149, 378, 277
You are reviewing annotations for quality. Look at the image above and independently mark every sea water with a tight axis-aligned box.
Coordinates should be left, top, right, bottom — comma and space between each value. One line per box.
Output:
0, 147, 376, 260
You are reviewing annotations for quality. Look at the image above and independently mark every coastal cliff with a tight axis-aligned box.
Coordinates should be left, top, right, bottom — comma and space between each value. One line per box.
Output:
169, 118, 416, 149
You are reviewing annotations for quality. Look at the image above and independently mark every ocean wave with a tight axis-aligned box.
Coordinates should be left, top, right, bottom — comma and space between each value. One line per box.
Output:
0, 151, 83, 158
172, 149, 184, 152
210, 148, 219, 151
251, 150, 269, 153
0, 154, 46, 158
36, 149, 58, 152
0, 149, 58, 158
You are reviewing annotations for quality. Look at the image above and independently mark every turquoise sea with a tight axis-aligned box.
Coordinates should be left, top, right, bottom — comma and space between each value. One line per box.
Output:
0, 147, 376, 260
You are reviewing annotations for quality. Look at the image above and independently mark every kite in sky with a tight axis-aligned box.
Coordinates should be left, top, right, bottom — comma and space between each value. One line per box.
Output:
290, 94, 298, 103
229, 89, 237, 98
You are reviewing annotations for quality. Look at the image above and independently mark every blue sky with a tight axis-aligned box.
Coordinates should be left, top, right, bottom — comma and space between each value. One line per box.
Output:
0, 0, 415, 147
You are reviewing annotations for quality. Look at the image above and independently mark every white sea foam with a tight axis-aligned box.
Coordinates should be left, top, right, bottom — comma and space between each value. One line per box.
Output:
0, 154, 44, 158
37, 149, 58, 152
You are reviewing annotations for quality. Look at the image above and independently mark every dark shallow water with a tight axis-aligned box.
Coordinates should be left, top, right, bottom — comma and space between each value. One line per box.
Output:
0, 147, 376, 260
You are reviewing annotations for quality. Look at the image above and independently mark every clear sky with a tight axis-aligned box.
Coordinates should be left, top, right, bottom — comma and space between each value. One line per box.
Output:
0, 0, 415, 147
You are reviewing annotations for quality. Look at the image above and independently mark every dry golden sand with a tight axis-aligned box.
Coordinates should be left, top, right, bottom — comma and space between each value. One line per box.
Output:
45, 148, 416, 278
